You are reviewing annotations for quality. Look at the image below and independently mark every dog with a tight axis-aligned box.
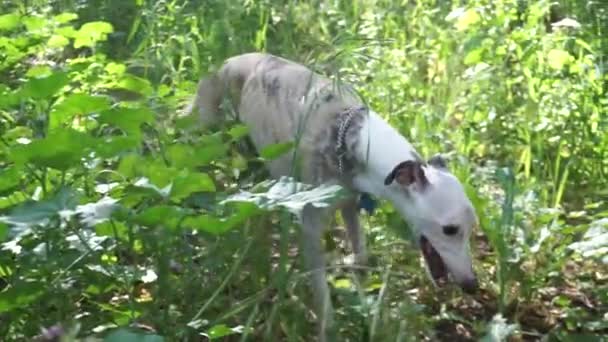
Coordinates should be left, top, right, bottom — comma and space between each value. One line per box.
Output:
186, 52, 479, 340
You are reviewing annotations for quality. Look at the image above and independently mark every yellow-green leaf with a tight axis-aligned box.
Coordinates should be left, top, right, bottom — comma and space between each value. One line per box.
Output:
547, 49, 572, 70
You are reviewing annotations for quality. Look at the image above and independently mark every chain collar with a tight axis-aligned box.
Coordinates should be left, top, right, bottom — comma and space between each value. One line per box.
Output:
335, 106, 366, 175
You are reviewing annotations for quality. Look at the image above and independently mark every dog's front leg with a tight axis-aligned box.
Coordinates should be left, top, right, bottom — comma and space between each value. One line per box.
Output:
300, 203, 334, 341
341, 198, 368, 266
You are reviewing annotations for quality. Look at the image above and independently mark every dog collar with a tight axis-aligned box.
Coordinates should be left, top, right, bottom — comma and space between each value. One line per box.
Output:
358, 192, 377, 215
335, 105, 367, 175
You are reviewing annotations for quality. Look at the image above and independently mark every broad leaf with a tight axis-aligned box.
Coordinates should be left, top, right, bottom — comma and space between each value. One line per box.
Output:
94, 136, 141, 158
182, 202, 259, 235
0, 187, 79, 238
480, 314, 518, 342
547, 49, 572, 70
0, 13, 20, 31
132, 205, 186, 230
170, 171, 216, 201
21, 72, 69, 100
110, 74, 154, 97
50, 93, 111, 129
0, 165, 22, 193
98, 107, 154, 137
568, 218, 608, 264
74, 21, 113, 48
74, 197, 119, 227
259, 141, 294, 160
222, 177, 349, 215
9, 129, 94, 170
0, 282, 44, 313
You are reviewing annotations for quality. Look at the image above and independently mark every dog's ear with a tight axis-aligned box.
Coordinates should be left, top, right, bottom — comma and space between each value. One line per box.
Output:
384, 160, 429, 187
428, 154, 448, 169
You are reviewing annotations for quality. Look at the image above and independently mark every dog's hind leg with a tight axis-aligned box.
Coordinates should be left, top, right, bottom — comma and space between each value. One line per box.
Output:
300, 203, 334, 341
341, 198, 368, 266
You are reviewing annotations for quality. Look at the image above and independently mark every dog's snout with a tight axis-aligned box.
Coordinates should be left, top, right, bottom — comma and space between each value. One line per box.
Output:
460, 277, 478, 294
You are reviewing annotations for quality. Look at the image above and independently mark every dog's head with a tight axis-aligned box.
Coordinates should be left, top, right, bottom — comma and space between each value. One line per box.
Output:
383, 154, 478, 293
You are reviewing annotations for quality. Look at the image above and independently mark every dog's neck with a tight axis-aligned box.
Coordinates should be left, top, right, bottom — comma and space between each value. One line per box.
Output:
350, 111, 420, 198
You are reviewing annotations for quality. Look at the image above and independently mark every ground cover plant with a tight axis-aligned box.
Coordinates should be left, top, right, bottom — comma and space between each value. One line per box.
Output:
0, 0, 606, 341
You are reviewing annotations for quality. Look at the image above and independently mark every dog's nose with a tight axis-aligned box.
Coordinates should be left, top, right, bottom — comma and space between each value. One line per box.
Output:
460, 278, 478, 294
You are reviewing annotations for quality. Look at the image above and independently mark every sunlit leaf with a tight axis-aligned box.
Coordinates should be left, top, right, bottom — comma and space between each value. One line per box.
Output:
111, 74, 154, 97
74, 21, 113, 48
222, 177, 349, 215
480, 314, 518, 342
54, 12, 78, 24
547, 49, 572, 70
183, 202, 259, 235
205, 324, 250, 340
48, 34, 70, 48
0, 13, 20, 31
0, 187, 79, 238
75, 197, 120, 227
568, 218, 608, 263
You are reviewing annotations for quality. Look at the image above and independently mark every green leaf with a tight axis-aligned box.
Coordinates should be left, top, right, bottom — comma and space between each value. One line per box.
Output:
0, 282, 44, 313
9, 129, 95, 170
0, 187, 79, 237
547, 49, 572, 70
205, 324, 249, 340
50, 93, 111, 129
228, 124, 250, 140
0, 13, 20, 31
170, 171, 216, 201
74, 21, 114, 48
53, 12, 78, 24
112, 74, 154, 97
98, 107, 154, 136
133, 205, 185, 230
222, 177, 348, 215
47, 34, 70, 48
167, 143, 227, 169
259, 141, 294, 160
94, 136, 141, 158
0, 165, 22, 193
182, 202, 259, 235
104, 328, 164, 342
447, 8, 481, 31
0, 223, 7, 242
21, 72, 70, 100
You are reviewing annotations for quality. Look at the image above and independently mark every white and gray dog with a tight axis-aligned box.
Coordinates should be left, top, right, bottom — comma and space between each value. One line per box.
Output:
187, 52, 479, 339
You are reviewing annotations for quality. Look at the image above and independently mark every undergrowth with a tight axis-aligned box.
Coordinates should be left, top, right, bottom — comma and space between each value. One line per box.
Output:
0, 0, 606, 341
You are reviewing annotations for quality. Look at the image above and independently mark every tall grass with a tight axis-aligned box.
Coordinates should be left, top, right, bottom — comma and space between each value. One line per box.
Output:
0, 0, 606, 340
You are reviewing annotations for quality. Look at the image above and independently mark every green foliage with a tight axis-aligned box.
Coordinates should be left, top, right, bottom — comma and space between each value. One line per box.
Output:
0, 0, 606, 341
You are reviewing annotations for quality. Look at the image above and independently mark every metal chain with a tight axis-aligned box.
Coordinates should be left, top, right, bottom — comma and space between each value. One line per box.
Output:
335, 106, 364, 175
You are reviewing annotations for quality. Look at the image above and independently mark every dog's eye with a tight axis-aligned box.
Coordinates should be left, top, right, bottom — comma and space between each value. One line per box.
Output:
442, 225, 459, 236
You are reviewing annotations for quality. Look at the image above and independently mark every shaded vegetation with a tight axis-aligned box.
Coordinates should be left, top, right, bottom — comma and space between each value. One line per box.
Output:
0, 0, 607, 340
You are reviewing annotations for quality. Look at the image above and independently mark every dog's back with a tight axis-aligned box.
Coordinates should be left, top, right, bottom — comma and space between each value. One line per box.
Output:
190, 53, 363, 183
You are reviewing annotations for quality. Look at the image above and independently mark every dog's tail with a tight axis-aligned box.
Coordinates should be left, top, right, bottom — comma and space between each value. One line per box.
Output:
182, 53, 267, 125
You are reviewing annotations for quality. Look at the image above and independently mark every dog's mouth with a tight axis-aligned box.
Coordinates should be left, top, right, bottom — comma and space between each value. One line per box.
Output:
420, 235, 449, 286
